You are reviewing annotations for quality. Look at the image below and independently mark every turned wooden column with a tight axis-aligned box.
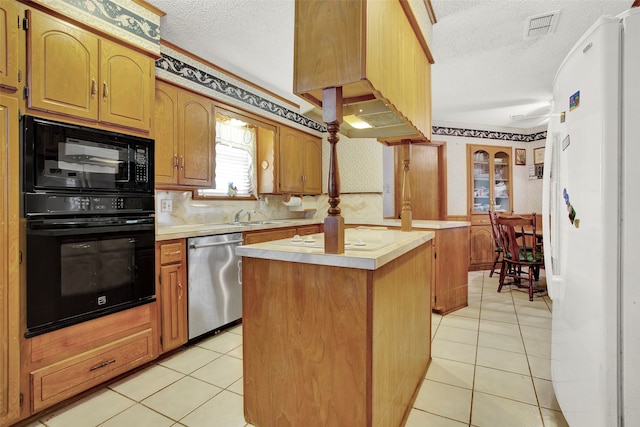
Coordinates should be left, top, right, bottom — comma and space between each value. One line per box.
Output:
323, 87, 345, 254
400, 141, 412, 231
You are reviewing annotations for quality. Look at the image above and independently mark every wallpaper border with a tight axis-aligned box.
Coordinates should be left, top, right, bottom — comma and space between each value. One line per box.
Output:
432, 126, 547, 142
155, 52, 326, 134
33, 0, 160, 53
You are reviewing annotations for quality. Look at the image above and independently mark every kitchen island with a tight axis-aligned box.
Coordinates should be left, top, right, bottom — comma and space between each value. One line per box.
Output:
345, 219, 470, 314
237, 229, 434, 427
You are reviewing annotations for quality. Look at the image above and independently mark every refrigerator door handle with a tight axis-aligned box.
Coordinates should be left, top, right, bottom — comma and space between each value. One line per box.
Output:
542, 128, 559, 300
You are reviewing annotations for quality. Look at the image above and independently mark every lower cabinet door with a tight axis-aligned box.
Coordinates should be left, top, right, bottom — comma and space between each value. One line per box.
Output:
160, 262, 188, 352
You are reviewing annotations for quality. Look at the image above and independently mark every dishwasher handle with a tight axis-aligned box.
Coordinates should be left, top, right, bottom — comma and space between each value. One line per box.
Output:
189, 239, 243, 250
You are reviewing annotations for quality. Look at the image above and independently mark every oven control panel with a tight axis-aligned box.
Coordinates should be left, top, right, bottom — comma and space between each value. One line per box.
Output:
50, 196, 144, 212
24, 193, 154, 216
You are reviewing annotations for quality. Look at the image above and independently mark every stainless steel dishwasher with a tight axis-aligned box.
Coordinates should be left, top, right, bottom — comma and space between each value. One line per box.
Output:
187, 233, 243, 340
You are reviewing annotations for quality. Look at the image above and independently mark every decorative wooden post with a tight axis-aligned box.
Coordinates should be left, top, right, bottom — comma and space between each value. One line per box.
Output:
323, 87, 345, 254
400, 141, 412, 231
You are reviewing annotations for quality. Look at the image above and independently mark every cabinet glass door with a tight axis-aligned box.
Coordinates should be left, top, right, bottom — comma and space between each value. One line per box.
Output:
472, 150, 490, 213
493, 151, 510, 212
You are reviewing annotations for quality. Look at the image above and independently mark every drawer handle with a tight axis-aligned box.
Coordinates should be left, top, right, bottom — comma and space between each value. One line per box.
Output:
165, 250, 181, 256
89, 359, 116, 371
70, 243, 92, 249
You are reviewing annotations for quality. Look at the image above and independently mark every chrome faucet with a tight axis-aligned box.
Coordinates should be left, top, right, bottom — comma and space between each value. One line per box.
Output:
234, 209, 244, 223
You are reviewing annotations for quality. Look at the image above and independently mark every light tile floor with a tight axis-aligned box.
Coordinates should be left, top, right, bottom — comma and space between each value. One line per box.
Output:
21, 270, 568, 427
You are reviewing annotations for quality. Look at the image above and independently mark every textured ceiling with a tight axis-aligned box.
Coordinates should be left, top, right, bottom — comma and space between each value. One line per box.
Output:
147, 0, 633, 130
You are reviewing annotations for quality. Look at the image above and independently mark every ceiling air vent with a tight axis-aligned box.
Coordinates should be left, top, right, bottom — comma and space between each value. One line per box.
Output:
524, 10, 560, 39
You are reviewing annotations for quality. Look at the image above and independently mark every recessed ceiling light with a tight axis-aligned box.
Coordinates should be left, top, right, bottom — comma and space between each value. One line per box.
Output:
344, 115, 373, 129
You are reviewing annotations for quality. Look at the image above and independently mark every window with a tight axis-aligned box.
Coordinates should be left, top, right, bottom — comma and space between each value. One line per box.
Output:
197, 110, 257, 198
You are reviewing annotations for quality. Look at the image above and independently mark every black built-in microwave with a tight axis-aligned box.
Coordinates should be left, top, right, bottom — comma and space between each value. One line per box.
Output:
22, 115, 153, 196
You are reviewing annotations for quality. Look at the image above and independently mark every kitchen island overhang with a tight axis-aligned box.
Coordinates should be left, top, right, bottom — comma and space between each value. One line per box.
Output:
238, 229, 434, 427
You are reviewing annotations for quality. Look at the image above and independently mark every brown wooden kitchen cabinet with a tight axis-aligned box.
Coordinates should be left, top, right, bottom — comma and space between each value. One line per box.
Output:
278, 126, 322, 194
293, 0, 433, 142
25, 304, 157, 414
26, 8, 154, 132
157, 240, 188, 353
467, 144, 513, 270
243, 224, 323, 245
0, 91, 21, 427
349, 223, 469, 314
431, 226, 470, 314
0, 0, 21, 92
154, 80, 214, 187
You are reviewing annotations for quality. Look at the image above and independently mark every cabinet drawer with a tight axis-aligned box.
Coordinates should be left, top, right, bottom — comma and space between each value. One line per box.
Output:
470, 216, 490, 226
244, 228, 297, 244
160, 242, 183, 264
297, 225, 321, 236
31, 329, 154, 411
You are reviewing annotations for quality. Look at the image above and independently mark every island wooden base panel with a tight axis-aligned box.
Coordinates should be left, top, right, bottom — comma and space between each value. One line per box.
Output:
242, 243, 431, 427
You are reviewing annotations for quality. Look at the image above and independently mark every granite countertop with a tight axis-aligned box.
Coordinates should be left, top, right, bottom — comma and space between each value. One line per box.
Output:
236, 228, 435, 270
156, 218, 469, 241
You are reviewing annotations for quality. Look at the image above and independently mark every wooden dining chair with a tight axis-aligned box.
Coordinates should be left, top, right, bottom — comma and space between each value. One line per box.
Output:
488, 210, 504, 277
495, 213, 544, 301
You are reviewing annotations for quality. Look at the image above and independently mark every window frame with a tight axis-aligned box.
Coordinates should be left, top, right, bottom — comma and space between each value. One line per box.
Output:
193, 105, 276, 200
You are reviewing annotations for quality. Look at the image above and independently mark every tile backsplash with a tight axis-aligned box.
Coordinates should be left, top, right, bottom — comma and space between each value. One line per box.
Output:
155, 191, 383, 227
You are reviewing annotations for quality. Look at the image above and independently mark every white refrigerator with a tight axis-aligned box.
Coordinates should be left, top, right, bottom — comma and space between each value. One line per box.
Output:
542, 8, 640, 427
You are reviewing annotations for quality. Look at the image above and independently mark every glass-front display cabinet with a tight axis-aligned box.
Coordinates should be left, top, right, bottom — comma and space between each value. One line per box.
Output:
467, 144, 513, 269
469, 145, 512, 214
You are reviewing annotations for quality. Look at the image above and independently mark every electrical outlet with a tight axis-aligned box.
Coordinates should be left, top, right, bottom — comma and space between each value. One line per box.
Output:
160, 199, 172, 213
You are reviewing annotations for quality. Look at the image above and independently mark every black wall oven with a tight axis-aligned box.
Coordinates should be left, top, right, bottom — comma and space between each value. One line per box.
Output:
22, 116, 156, 337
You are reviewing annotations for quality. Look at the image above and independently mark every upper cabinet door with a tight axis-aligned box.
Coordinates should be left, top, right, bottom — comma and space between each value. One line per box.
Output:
100, 38, 152, 131
302, 136, 322, 194
177, 90, 214, 187
154, 81, 179, 185
0, 0, 20, 91
278, 127, 305, 193
28, 8, 99, 120
492, 150, 511, 213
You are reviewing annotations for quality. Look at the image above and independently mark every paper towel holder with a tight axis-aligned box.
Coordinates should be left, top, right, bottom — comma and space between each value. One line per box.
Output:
282, 194, 317, 212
